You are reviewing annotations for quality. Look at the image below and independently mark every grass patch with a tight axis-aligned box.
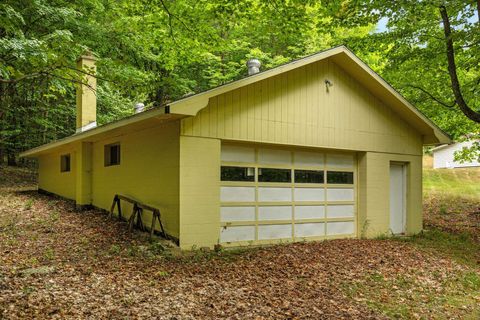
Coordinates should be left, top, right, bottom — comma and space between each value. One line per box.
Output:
423, 167, 480, 199
397, 229, 479, 267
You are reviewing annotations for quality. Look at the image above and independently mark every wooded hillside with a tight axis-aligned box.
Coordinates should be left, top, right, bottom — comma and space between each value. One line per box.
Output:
1, 0, 479, 164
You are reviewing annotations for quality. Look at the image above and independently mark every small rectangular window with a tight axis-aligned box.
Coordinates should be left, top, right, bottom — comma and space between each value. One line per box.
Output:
327, 171, 354, 184
105, 143, 121, 166
258, 168, 291, 183
221, 166, 255, 181
294, 170, 324, 183
60, 154, 70, 172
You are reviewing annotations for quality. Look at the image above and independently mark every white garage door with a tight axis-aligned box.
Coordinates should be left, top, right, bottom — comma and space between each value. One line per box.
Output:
219, 145, 356, 244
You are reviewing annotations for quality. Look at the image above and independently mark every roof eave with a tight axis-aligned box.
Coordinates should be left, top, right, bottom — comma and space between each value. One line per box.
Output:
20, 107, 177, 157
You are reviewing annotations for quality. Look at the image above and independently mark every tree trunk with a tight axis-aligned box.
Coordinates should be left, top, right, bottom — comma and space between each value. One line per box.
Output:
477, 0, 480, 23
7, 153, 16, 166
439, 5, 480, 123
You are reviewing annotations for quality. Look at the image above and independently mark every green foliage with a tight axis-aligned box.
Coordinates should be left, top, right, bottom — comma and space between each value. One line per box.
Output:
454, 135, 480, 163
0, 0, 373, 162
347, 0, 480, 159
1, 0, 479, 163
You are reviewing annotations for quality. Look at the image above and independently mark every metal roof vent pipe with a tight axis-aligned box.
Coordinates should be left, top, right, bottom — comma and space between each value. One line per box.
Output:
246, 58, 261, 75
134, 102, 145, 114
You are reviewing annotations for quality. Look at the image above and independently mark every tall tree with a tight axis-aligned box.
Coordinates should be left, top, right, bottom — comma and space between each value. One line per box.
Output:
343, 0, 479, 134
1, 0, 375, 164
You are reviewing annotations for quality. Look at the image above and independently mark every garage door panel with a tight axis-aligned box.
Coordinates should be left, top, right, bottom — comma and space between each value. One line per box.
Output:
258, 187, 292, 202
258, 206, 292, 221
294, 188, 325, 201
220, 226, 256, 242
295, 205, 325, 219
258, 148, 292, 164
327, 205, 354, 218
221, 145, 255, 163
220, 145, 356, 244
258, 224, 292, 240
295, 223, 325, 237
326, 188, 354, 201
221, 186, 255, 202
326, 154, 354, 168
221, 206, 255, 222
294, 151, 324, 167
326, 221, 355, 235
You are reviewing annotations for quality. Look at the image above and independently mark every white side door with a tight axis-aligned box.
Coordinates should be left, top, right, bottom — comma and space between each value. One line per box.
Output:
389, 163, 406, 234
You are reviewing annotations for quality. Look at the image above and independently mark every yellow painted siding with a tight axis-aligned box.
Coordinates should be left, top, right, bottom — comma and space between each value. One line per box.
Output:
357, 152, 422, 237
75, 142, 93, 206
38, 147, 77, 200
179, 136, 220, 249
91, 121, 180, 238
181, 58, 423, 155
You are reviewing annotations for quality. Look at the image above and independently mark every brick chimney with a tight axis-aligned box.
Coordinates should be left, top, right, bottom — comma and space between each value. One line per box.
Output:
76, 51, 97, 132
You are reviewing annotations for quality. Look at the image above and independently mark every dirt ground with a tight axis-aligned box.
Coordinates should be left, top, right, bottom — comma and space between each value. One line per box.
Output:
1, 166, 479, 319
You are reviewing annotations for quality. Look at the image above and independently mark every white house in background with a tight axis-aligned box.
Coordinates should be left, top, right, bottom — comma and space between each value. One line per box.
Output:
433, 140, 480, 169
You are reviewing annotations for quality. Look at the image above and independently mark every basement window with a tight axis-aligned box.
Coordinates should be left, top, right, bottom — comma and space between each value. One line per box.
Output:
221, 166, 255, 181
327, 171, 354, 184
104, 143, 121, 166
60, 154, 71, 172
258, 168, 291, 183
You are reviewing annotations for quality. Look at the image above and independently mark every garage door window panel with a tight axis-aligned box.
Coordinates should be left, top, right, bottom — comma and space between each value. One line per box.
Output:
221, 166, 255, 182
294, 170, 324, 183
258, 168, 291, 183
327, 171, 354, 184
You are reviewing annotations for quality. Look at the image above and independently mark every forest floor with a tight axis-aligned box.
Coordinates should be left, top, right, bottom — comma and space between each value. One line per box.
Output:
1, 166, 479, 319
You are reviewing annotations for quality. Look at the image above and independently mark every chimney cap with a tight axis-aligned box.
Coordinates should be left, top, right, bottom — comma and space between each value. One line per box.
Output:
77, 49, 97, 62
246, 58, 261, 75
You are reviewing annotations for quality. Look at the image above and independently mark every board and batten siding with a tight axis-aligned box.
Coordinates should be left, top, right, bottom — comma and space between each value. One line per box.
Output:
180, 58, 423, 156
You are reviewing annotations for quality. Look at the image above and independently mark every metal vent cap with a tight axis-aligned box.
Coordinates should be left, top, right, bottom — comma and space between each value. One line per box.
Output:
246, 58, 261, 75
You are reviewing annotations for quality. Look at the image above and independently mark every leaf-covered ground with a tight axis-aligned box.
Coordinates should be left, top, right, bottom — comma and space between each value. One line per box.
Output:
423, 166, 480, 244
1, 166, 479, 319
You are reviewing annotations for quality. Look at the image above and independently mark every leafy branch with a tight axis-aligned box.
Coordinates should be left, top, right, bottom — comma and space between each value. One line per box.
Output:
407, 84, 456, 109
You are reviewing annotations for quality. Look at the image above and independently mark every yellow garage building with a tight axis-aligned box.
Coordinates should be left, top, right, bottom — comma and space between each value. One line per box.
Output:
21, 46, 450, 249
